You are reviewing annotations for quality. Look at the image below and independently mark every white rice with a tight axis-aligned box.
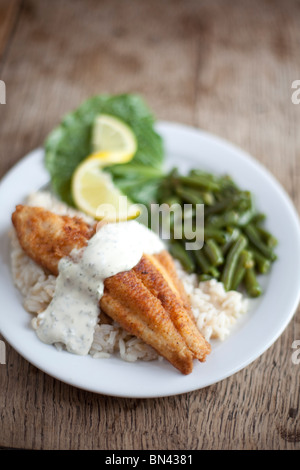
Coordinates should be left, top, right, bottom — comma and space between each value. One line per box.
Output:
174, 261, 248, 341
10, 191, 248, 362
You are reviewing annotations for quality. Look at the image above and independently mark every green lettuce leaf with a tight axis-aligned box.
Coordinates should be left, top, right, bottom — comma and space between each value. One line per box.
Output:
44, 94, 164, 206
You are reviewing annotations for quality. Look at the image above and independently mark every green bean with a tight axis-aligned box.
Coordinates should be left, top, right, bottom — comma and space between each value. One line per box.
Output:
159, 168, 180, 199
231, 250, 253, 290
164, 195, 182, 207
231, 264, 245, 291
236, 208, 255, 226
175, 186, 204, 205
226, 226, 241, 237
217, 175, 239, 193
194, 249, 220, 277
244, 267, 262, 297
221, 235, 248, 291
209, 266, 221, 278
169, 167, 179, 178
219, 174, 237, 185
221, 227, 241, 255
178, 184, 212, 205
252, 213, 266, 225
204, 194, 240, 216
200, 191, 215, 205
149, 162, 278, 293
194, 249, 212, 274
204, 228, 230, 245
197, 273, 213, 282
255, 226, 278, 248
204, 239, 224, 266
189, 169, 220, 183
243, 224, 277, 261
179, 175, 221, 192
242, 250, 255, 269
169, 242, 195, 273
207, 210, 240, 228
237, 194, 249, 210
157, 189, 172, 204
250, 248, 271, 274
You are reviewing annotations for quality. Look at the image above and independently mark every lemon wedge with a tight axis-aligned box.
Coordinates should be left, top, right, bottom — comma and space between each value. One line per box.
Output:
71, 156, 140, 221
72, 114, 139, 220
90, 114, 137, 163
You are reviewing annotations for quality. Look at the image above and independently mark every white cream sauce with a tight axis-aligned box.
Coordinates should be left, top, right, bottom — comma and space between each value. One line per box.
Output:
35, 220, 164, 355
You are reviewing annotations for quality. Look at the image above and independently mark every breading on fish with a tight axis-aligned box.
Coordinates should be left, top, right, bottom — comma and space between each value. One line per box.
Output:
11, 204, 211, 374
153, 250, 192, 315
132, 254, 210, 362
101, 267, 195, 374
101, 254, 211, 373
12, 204, 95, 275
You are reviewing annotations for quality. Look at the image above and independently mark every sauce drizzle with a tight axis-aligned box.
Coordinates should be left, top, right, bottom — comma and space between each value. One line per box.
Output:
34, 220, 164, 355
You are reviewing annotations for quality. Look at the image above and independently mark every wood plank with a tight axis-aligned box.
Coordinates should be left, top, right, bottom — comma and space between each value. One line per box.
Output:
0, 0, 21, 60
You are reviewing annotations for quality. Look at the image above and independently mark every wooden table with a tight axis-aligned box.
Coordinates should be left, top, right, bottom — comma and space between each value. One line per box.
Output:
0, 0, 300, 451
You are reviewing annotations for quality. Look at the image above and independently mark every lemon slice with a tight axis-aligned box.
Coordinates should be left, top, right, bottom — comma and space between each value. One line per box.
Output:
90, 114, 137, 163
72, 156, 140, 221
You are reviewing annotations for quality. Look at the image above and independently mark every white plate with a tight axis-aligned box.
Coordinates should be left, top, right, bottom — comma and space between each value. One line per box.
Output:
1, 121, 300, 398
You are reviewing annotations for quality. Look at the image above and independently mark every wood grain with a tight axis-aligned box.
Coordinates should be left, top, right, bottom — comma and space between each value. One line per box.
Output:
0, 0, 300, 450
0, 0, 22, 61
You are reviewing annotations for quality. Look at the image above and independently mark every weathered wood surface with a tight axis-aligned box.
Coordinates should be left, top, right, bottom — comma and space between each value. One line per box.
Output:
0, 0, 299, 450
0, 0, 21, 60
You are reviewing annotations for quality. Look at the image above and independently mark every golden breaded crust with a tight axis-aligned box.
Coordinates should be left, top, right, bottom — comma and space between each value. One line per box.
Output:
12, 205, 95, 275
100, 252, 210, 374
153, 250, 192, 314
101, 267, 194, 375
133, 254, 211, 362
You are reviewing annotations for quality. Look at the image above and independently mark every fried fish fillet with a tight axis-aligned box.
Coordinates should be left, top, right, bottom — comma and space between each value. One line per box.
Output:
134, 254, 210, 361
101, 266, 195, 374
101, 254, 211, 373
152, 250, 195, 320
12, 204, 211, 374
12, 204, 95, 275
